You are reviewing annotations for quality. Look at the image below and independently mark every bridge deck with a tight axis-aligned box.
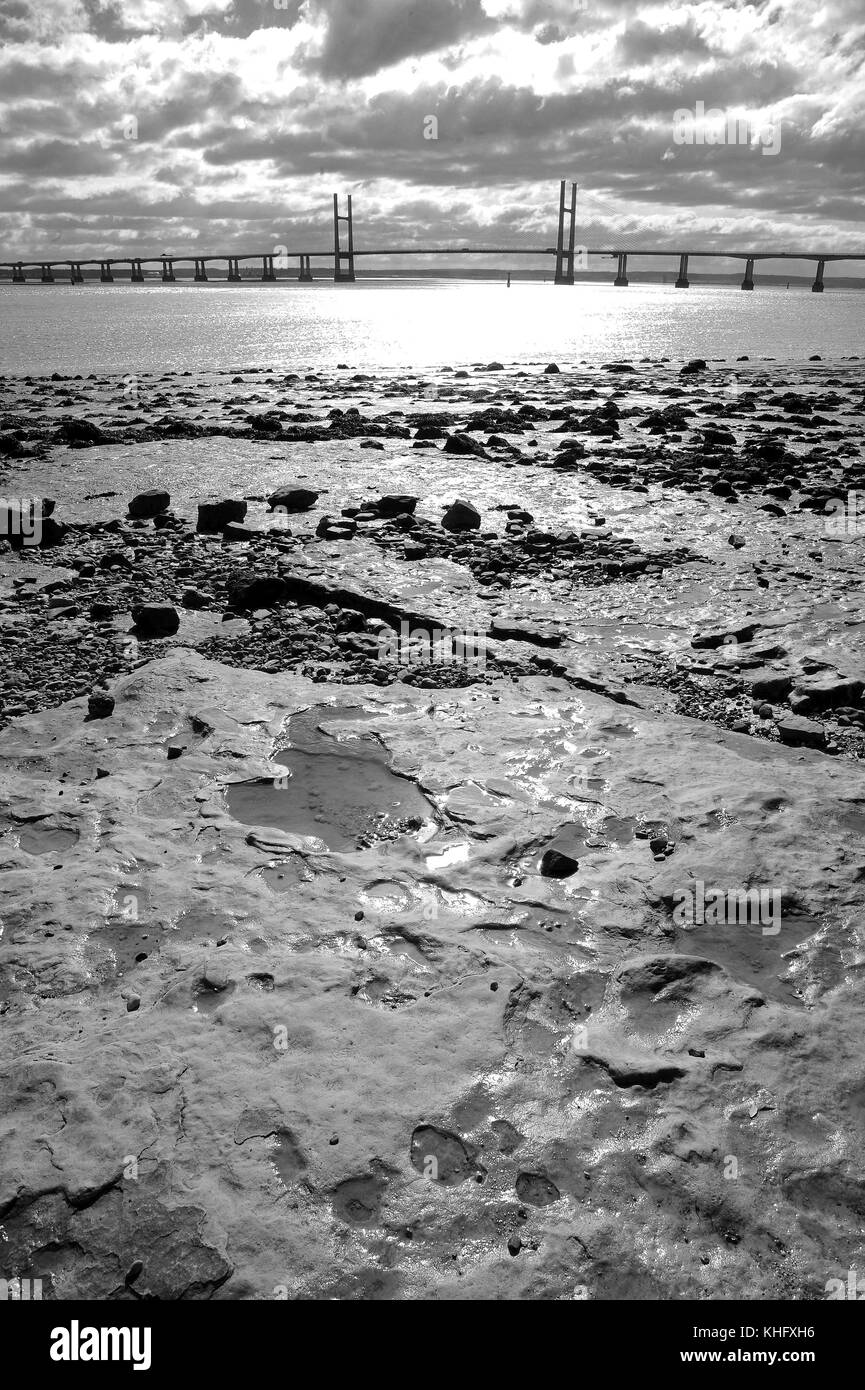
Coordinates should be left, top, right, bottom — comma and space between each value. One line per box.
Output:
1, 248, 863, 269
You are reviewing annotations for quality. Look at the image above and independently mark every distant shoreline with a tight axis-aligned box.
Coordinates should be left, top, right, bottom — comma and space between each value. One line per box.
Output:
2, 269, 864, 289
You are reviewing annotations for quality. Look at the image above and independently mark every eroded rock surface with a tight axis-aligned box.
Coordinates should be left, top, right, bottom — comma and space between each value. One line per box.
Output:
1, 649, 864, 1300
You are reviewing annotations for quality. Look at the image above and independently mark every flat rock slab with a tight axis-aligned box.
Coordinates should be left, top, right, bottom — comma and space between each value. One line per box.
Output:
1, 649, 864, 1298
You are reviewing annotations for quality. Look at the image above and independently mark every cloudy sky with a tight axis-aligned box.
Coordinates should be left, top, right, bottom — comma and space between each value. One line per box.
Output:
0, 0, 863, 270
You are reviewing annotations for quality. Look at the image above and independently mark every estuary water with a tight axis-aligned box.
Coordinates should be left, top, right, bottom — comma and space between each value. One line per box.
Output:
0, 278, 862, 376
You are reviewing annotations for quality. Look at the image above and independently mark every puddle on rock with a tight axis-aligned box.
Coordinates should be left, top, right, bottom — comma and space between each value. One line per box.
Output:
227, 703, 435, 852
259, 855, 317, 893
18, 822, 79, 856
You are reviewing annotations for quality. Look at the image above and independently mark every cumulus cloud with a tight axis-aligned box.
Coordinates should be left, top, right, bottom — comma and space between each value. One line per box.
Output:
310, 0, 495, 78
0, 0, 862, 261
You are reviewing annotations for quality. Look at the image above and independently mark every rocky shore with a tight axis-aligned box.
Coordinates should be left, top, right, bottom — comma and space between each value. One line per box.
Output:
1, 357, 864, 1300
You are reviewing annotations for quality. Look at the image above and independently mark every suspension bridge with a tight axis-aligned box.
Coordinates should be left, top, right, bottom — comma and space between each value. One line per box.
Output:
1, 184, 861, 292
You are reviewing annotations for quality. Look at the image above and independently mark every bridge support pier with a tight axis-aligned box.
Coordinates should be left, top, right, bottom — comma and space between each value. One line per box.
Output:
227, 257, 242, 282
70, 262, 84, 284
100, 261, 114, 282
614, 252, 629, 286
261, 255, 277, 281
161, 259, 175, 282
40, 264, 54, 283
12, 262, 25, 283
741, 257, 755, 290
298, 254, 313, 281
194, 258, 208, 282
675, 253, 690, 288
554, 180, 577, 284
130, 259, 145, 282
333, 194, 356, 281
811, 259, 825, 293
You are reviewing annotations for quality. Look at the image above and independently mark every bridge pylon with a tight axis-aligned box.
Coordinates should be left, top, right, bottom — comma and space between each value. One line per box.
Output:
333, 194, 356, 282
554, 180, 577, 284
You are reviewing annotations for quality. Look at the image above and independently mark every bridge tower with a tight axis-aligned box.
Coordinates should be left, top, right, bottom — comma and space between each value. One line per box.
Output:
554, 180, 577, 284
333, 194, 356, 282
741, 257, 755, 290
811, 258, 826, 293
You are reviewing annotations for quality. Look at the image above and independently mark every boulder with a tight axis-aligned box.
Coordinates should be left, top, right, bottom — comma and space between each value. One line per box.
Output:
749, 670, 794, 702
441, 498, 481, 532
131, 603, 180, 637
377, 494, 418, 518
230, 576, 291, 609
128, 489, 170, 519
316, 515, 356, 539
540, 845, 579, 879
56, 418, 108, 446
443, 433, 487, 459
791, 674, 864, 713
267, 486, 319, 512
777, 715, 826, 750
197, 499, 247, 533
182, 588, 209, 609
222, 522, 260, 543
86, 690, 115, 720
691, 622, 758, 650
